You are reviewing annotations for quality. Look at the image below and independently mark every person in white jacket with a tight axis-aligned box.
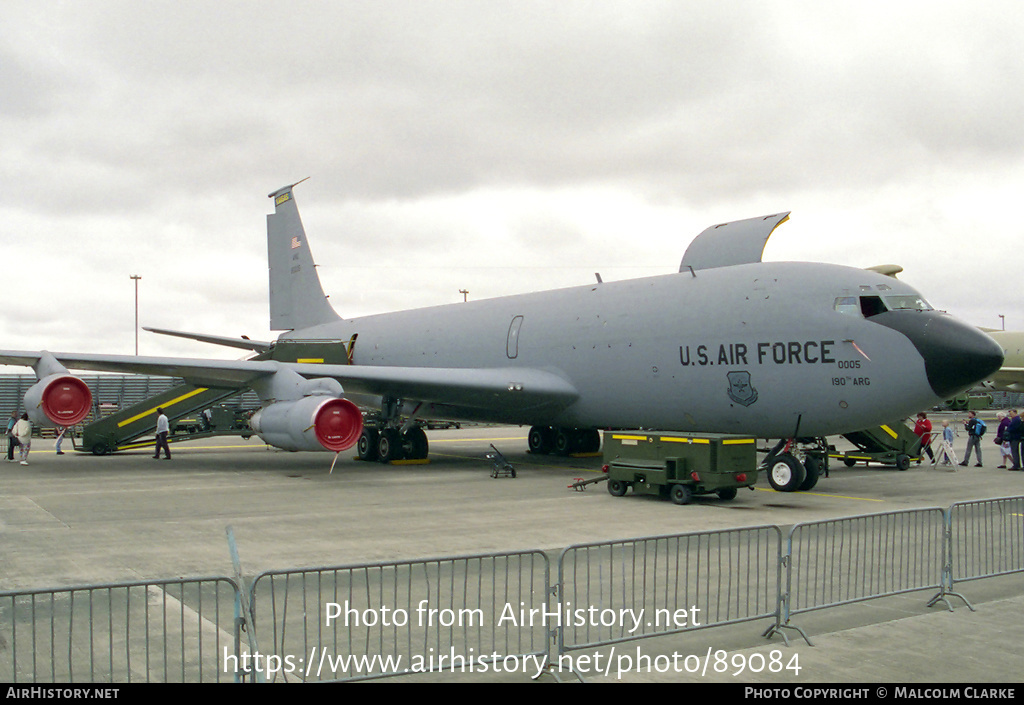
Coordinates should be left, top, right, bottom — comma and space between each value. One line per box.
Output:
14, 413, 32, 465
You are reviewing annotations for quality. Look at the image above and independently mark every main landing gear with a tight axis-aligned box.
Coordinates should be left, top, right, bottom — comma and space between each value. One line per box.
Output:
357, 396, 430, 463
527, 425, 601, 456
762, 438, 826, 492
357, 425, 429, 463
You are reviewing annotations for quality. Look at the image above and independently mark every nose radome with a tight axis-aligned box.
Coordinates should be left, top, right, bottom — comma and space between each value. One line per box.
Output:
872, 311, 1004, 399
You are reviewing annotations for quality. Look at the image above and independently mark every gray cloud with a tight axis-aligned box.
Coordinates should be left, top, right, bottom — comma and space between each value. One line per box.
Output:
1, 0, 1022, 357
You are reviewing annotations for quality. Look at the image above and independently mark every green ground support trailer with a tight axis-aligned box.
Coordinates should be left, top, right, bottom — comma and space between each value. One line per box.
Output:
602, 431, 758, 505
829, 420, 924, 470
946, 393, 993, 411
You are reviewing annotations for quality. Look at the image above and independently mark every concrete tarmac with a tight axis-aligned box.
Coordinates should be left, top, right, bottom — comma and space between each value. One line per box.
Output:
1, 417, 1022, 684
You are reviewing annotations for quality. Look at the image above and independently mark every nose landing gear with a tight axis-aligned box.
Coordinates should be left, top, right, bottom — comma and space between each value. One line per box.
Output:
762, 438, 824, 492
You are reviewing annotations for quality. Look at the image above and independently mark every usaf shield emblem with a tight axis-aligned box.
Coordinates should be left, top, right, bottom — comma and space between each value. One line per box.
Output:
727, 371, 758, 407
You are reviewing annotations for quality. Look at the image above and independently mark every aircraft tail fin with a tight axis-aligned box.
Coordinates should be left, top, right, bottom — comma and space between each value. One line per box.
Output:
267, 180, 341, 331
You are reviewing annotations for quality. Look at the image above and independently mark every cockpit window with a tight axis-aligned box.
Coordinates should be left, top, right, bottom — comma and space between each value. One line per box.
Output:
883, 294, 932, 311
860, 296, 886, 317
835, 293, 933, 318
834, 296, 859, 316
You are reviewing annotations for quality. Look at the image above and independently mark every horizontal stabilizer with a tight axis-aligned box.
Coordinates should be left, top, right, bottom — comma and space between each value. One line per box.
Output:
143, 327, 272, 353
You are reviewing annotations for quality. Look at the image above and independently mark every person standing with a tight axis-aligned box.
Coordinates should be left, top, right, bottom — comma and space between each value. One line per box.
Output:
960, 411, 984, 467
153, 408, 171, 460
995, 412, 1012, 469
14, 413, 32, 466
6, 411, 19, 462
933, 420, 958, 468
1007, 409, 1022, 471
913, 412, 934, 463
55, 426, 67, 455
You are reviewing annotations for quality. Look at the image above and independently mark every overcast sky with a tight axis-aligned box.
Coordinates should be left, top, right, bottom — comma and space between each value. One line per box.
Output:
2, 1, 1022, 361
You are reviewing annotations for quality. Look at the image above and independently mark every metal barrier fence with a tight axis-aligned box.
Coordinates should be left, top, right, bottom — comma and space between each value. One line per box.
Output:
2, 496, 1022, 683
767, 508, 948, 644
0, 577, 241, 683
248, 550, 551, 682
557, 526, 782, 655
944, 496, 1024, 608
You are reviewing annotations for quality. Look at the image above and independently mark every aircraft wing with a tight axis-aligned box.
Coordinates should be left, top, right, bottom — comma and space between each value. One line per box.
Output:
977, 330, 1024, 392
0, 350, 579, 414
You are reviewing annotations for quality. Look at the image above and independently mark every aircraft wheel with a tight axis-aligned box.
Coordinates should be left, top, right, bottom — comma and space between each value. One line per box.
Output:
528, 426, 553, 454
554, 428, 576, 455
377, 428, 404, 463
767, 454, 806, 492
670, 484, 693, 505
357, 429, 379, 461
800, 455, 821, 491
607, 479, 628, 497
403, 427, 429, 460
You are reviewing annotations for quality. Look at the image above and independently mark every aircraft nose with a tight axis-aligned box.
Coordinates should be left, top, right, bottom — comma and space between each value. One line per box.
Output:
874, 311, 1004, 399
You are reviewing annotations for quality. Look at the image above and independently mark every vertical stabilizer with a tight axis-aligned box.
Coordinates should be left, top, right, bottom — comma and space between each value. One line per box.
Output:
267, 181, 341, 331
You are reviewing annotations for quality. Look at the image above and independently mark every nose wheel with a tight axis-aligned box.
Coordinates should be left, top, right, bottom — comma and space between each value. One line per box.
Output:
763, 438, 825, 492
767, 454, 806, 492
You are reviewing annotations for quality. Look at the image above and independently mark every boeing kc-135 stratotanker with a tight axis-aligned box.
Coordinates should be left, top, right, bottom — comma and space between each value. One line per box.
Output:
0, 183, 1003, 491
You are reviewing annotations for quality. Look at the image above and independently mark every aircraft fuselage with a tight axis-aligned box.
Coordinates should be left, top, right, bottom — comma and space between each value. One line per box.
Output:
286, 260, 988, 438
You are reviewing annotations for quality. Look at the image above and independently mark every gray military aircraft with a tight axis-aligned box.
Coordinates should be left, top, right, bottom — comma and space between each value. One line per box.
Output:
0, 183, 1003, 491
978, 330, 1024, 392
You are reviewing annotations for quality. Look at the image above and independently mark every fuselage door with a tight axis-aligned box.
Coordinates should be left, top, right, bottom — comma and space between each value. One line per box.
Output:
507, 316, 524, 359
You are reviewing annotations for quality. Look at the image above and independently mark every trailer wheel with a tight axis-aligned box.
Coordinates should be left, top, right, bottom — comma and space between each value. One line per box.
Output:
670, 484, 692, 505
91, 442, 111, 456
896, 454, 911, 471
717, 487, 737, 501
607, 480, 627, 497
768, 454, 806, 492
843, 457, 857, 467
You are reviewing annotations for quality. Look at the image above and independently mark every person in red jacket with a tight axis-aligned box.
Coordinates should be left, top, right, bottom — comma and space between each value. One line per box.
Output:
913, 412, 934, 463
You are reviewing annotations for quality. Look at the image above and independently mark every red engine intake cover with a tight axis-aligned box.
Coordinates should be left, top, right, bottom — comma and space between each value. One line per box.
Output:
41, 376, 92, 426
313, 398, 363, 452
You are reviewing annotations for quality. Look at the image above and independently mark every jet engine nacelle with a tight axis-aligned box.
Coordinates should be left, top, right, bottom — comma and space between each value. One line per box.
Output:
24, 373, 93, 427
249, 396, 363, 452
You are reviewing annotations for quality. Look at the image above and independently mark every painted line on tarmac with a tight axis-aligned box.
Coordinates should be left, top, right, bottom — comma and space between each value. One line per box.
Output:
752, 486, 885, 502
429, 436, 527, 444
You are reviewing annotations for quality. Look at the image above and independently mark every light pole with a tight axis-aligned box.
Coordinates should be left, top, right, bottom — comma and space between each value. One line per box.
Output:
130, 275, 141, 355
459, 289, 469, 303
999, 314, 1005, 331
